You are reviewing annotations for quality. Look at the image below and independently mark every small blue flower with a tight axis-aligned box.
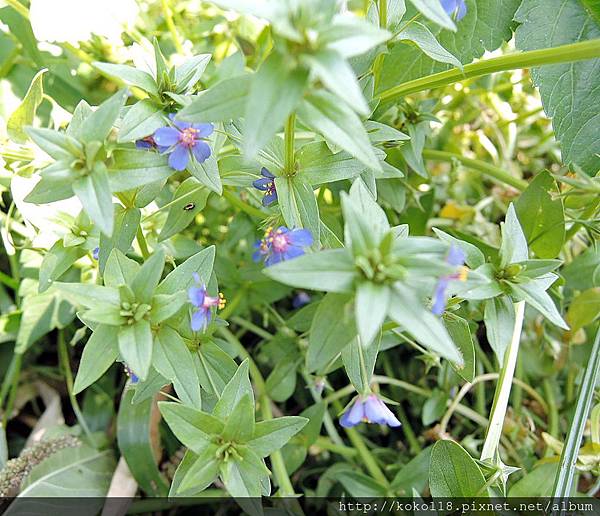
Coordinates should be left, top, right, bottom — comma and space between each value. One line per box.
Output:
135, 135, 167, 151
340, 395, 401, 428
153, 114, 213, 171
292, 291, 311, 309
441, 0, 467, 21
188, 272, 226, 332
253, 226, 313, 266
124, 364, 139, 384
92, 247, 99, 260
431, 245, 467, 315
252, 168, 278, 206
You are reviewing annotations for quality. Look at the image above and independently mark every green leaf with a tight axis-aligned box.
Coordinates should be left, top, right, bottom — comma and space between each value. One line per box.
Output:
108, 150, 174, 191
510, 463, 558, 497
396, 22, 461, 68
275, 176, 321, 243
220, 449, 267, 498
103, 249, 140, 287
158, 402, 223, 454
484, 296, 516, 364
23, 161, 77, 204
150, 293, 186, 323
196, 341, 238, 397
16, 446, 114, 497
159, 178, 210, 242
263, 249, 357, 293
25, 127, 82, 160
78, 89, 127, 144
298, 91, 381, 172
443, 313, 476, 382
73, 324, 119, 394
390, 446, 432, 495
265, 357, 299, 402
429, 440, 486, 497
511, 278, 569, 330
499, 203, 529, 268
7, 68, 47, 143
308, 293, 357, 373
179, 75, 251, 123
388, 284, 463, 365
248, 416, 308, 457
156, 246, 215, 295
154, 327, 202, 408
72, 167, 114, 237
567, 288, 600, 332
118, 100, 166, 143
582, 0, 600, 23
338, 470, 388, 497
432, 228, 485, 269
98, 207, 141, 274
515, 170, 565, 259
409, 0, 456, 31
176, 443, 220, 494
117, 388, 169, 496
213, 359, 254, 419
342, 335, 380, 393
515, 0, 600, 174
131, 249, 165, 303
319, 16, 390, 58
297, 142, 365, 186
118, 319, 154, 381
55, 282, 120, 308
379, 0, 522, 93
93, 62, 158, 94
188, 152, 222, 195
355, 282, 390, 347
175, 53, 212, 92
38, 239, 86, 293
244, 52, 308, 159
222, 393, 255, 443
300, 49, 369, 115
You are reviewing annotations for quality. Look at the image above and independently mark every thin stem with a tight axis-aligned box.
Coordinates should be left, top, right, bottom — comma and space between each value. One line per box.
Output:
4, 0, 28, 18
0, 270, 18, 290
423, 149, 528, 191
222, 190, 265, 219
552, 326, 600, 501
160, 0, 184, 54
378, 39, 600, 103
136, 227, 150, 259
57, 331, 95, 445
480, 301, 526, 462
314, 436, 358, 458
1, 354, 22, 426
284, 113, 296, 175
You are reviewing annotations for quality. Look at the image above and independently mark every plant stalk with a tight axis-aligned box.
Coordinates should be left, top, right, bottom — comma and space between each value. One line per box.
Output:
284, 113, 296, 175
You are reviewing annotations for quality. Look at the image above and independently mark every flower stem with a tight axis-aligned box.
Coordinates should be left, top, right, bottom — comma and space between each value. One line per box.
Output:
480, 301, 525, 462
136, 227, 150, 259
284, 113, 296, 175
160, 0, 184, 55
423, 149, 528, 191
1, 353, 22, 426
378, 39, 600, 103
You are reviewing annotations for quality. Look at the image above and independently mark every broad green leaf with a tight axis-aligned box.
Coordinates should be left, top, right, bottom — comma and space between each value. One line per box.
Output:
98, 207, 141, 274
78, 89, 127, 144
156, 246, 215, 295
73, 324, 119, 394
265, 357, 299, 402
300, 49, 369, 115
244, 52, 308, 159
275, 176, 321, 243
103, 249, 141, 287
355, 282, 390, 347
55, 282, 120, 308
396, 22, 461, 68
196, 341, 238, 397
188, 152, 222, 195
158, 402, 223, 454
248, 416, 308, 457
511, 278, 569, 330
297, 91, 381, 172
499, 204, 529, 268
388, 284, 463, 365
159, 178, 210, 242
432, 228, 485, 269
319, 16, 390, 58
72, 167, 114, 236
93, 62, 158, 94
38, 239, 86, 293
297, 142, 365, 186
176, 443, 220, 494
179, 75, 251, 123
582, 0, 600, 23
443, 313, 475, 382
409, 0, 456, 31
484, 296, 515, 364
213, 360, 254, 419
379, 0, 522, 93
220, 448, 268, 498
117, 388, 169, 496
175, 53, 211, 92
154, 327, 202, 408
429, 440, 486, 497
308, 293, 356, 373
118, 319, 154, 381
108, 150, 174, 191
509, 463, 559, 497
390, 446, 433, 495
515, 0, 600, 174
25, 127, 82, 160
567, 288, 600, 332
131, 249, 165, 303
342, 335, 380, 393
118, 100, 166, 143
23, 161, 77, 204
338, 470, 388, 497
150, 293, 186, 323
221, 393, 255, 443
7, 68, 47, 143
515, 170, 565, 259
263, 249, 357, 293
16, 446, 114, 498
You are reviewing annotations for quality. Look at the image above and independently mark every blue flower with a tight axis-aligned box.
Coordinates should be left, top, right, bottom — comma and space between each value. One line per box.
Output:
92, 247, 99, 260
292, 291, 311, 309
153, 115, 213, 171
188, 272, 226, 332
252, 168, 278, 206
124, 364, 139, 384
135, 134, 167, 151
441, 0, 467, 21
431, 245, 467, 315
253, 226, 313, 266
340, 395, 401, 428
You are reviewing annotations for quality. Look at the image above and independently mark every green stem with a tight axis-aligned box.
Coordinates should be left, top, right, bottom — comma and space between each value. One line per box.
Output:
284, 113, 296, 175
1, 353, 22, 426
136, 227, 150, 259
314, 436, 358, 458
0, 270, 17, 290
222, 190, 265, 219
378, 39, 600, 103
4, 0, 28, 18
57, 331, 95, 445
552, 326, 600, 500
160, 0, 184, 54
480, 301, 525, 462
423, 149, 528, 191
395, 403, 421, 455
378, 0, 387, 28
543, 379, 559, 438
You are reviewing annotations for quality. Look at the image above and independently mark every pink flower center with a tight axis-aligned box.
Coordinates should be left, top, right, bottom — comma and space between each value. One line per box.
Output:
271, 232, 289, 252
179, 128, 199, 148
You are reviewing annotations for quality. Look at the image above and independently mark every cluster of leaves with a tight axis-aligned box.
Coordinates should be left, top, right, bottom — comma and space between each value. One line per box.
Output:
0, 0, 599, 506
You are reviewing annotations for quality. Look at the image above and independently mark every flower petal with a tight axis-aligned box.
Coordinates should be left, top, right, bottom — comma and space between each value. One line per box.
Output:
288, 229, 313, 247
253, 177, 271, 191
261, 167, 275, 179
191, 141, 211, 164
431, 278, 450, 315
340, 399, 365, 428
154, 126, 181, 146
192, 123, 214, 138
447, 245, 466, 267
188, 286, 206, 307
172, 118, 192, 131
191, 308, 210, 331
262, 191, 278, 206
282, 245, 305, 261
168, 145, 190, 171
